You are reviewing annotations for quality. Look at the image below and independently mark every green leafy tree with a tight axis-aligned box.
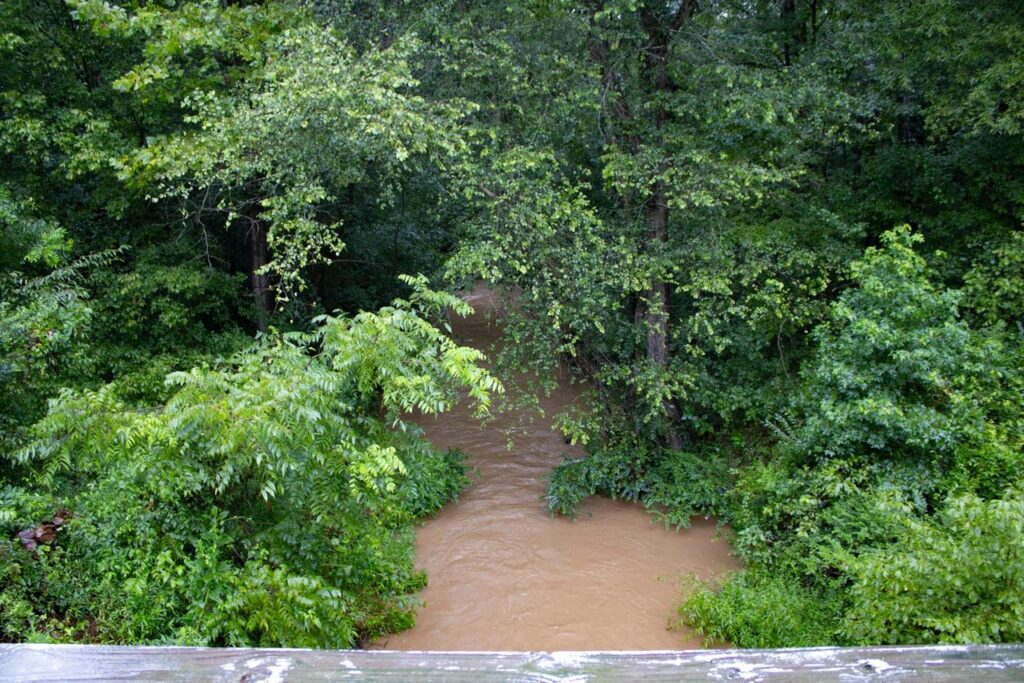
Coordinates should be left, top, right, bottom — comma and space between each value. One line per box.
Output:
3, 278, 500, 645
80, 1, 471, 325
794, 226, 973, 468
0, 187, 119, 452
682, 227, 1024, 647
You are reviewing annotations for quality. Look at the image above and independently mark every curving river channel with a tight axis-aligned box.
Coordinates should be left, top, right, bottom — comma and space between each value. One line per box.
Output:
378, 288, 737, 651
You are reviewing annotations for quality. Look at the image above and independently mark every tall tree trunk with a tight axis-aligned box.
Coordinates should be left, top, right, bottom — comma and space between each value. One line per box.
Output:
248, 220, 271, 331
588, 0, 693, 448
782, 0, 797, 66
639, 179, 684, 449
642, 184, 670, 368
638, 4, 692, 449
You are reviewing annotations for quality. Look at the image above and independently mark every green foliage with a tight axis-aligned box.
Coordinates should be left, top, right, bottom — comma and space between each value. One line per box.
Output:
91, 260, 246, 352
547, 443, 652, 518
865, 0, 1024, 137
82, 255, 251, 403
843, 490, 1024, 645
1, 282, 498, 646
0, 189, 120, 451
792, 226, 980, 470
668, 211, 863, 430
118, 12, 470, 298
3, 0, 1024, 651
547, 443, 731, 530
963, 231, 1024, 328
679, 569, 841, 649
677, 230, 1024, 647
0, 190, 70, 271
644, 450, 732, 531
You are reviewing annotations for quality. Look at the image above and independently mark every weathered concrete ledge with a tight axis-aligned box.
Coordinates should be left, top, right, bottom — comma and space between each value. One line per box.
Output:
2, 643, 1023, 681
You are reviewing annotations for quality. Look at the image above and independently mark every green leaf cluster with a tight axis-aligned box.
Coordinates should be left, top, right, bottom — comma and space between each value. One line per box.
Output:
0, 281, 498, 646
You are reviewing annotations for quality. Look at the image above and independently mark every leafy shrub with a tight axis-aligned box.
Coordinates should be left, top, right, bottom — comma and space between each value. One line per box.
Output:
644, 450, 732, 529
963, 231, 1024, 327
81, 254, 252, 404
750, 227, 1021, 547
547, 443, 731, 529
0, 191, 118, 452
679, 228, 1024, 647
678, 569, 841, 648
546, 440, 653, 517
843, 490, 1024, 644
792, 225, 978, 470
0, 277, 501, 646
89, 258, 248, 353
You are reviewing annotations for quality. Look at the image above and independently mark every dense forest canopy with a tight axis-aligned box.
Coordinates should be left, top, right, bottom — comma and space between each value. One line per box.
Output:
1, 0, 1022, 647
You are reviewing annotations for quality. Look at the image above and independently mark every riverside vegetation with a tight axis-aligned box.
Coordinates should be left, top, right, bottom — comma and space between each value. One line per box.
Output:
1, 0, 1023, 648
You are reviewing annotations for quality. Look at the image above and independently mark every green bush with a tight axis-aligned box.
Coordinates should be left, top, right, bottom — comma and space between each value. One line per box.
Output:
81, 254, 252, 404
792, 226, 978, 471
644, 450, 732, 530
843, 490, 1024, 644
679, 228, 1024, 647
546, 441, 653, 517
547, 443, 731, 529
0, 278, 500, 646
679, 569, 841, 648
0, 190, 112, 451
963, 231, 1024, 328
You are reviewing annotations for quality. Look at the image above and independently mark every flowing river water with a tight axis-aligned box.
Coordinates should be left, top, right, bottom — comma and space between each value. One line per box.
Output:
378, 289, 737, 651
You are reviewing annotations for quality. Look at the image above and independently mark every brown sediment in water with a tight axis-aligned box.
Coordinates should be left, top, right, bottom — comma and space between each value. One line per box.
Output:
378, 288, 737, 651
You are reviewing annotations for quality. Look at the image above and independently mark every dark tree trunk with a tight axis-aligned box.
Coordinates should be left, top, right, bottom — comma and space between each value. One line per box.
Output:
637, 4, 692, 449
587, 0, 693, 449
810, 0, 818, 44
641, 184, 670, 369
782, 0, 797, 66
248, 220, 271, 331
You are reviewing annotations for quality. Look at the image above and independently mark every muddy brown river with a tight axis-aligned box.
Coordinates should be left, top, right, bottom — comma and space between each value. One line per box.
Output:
378, 289, 737, 651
